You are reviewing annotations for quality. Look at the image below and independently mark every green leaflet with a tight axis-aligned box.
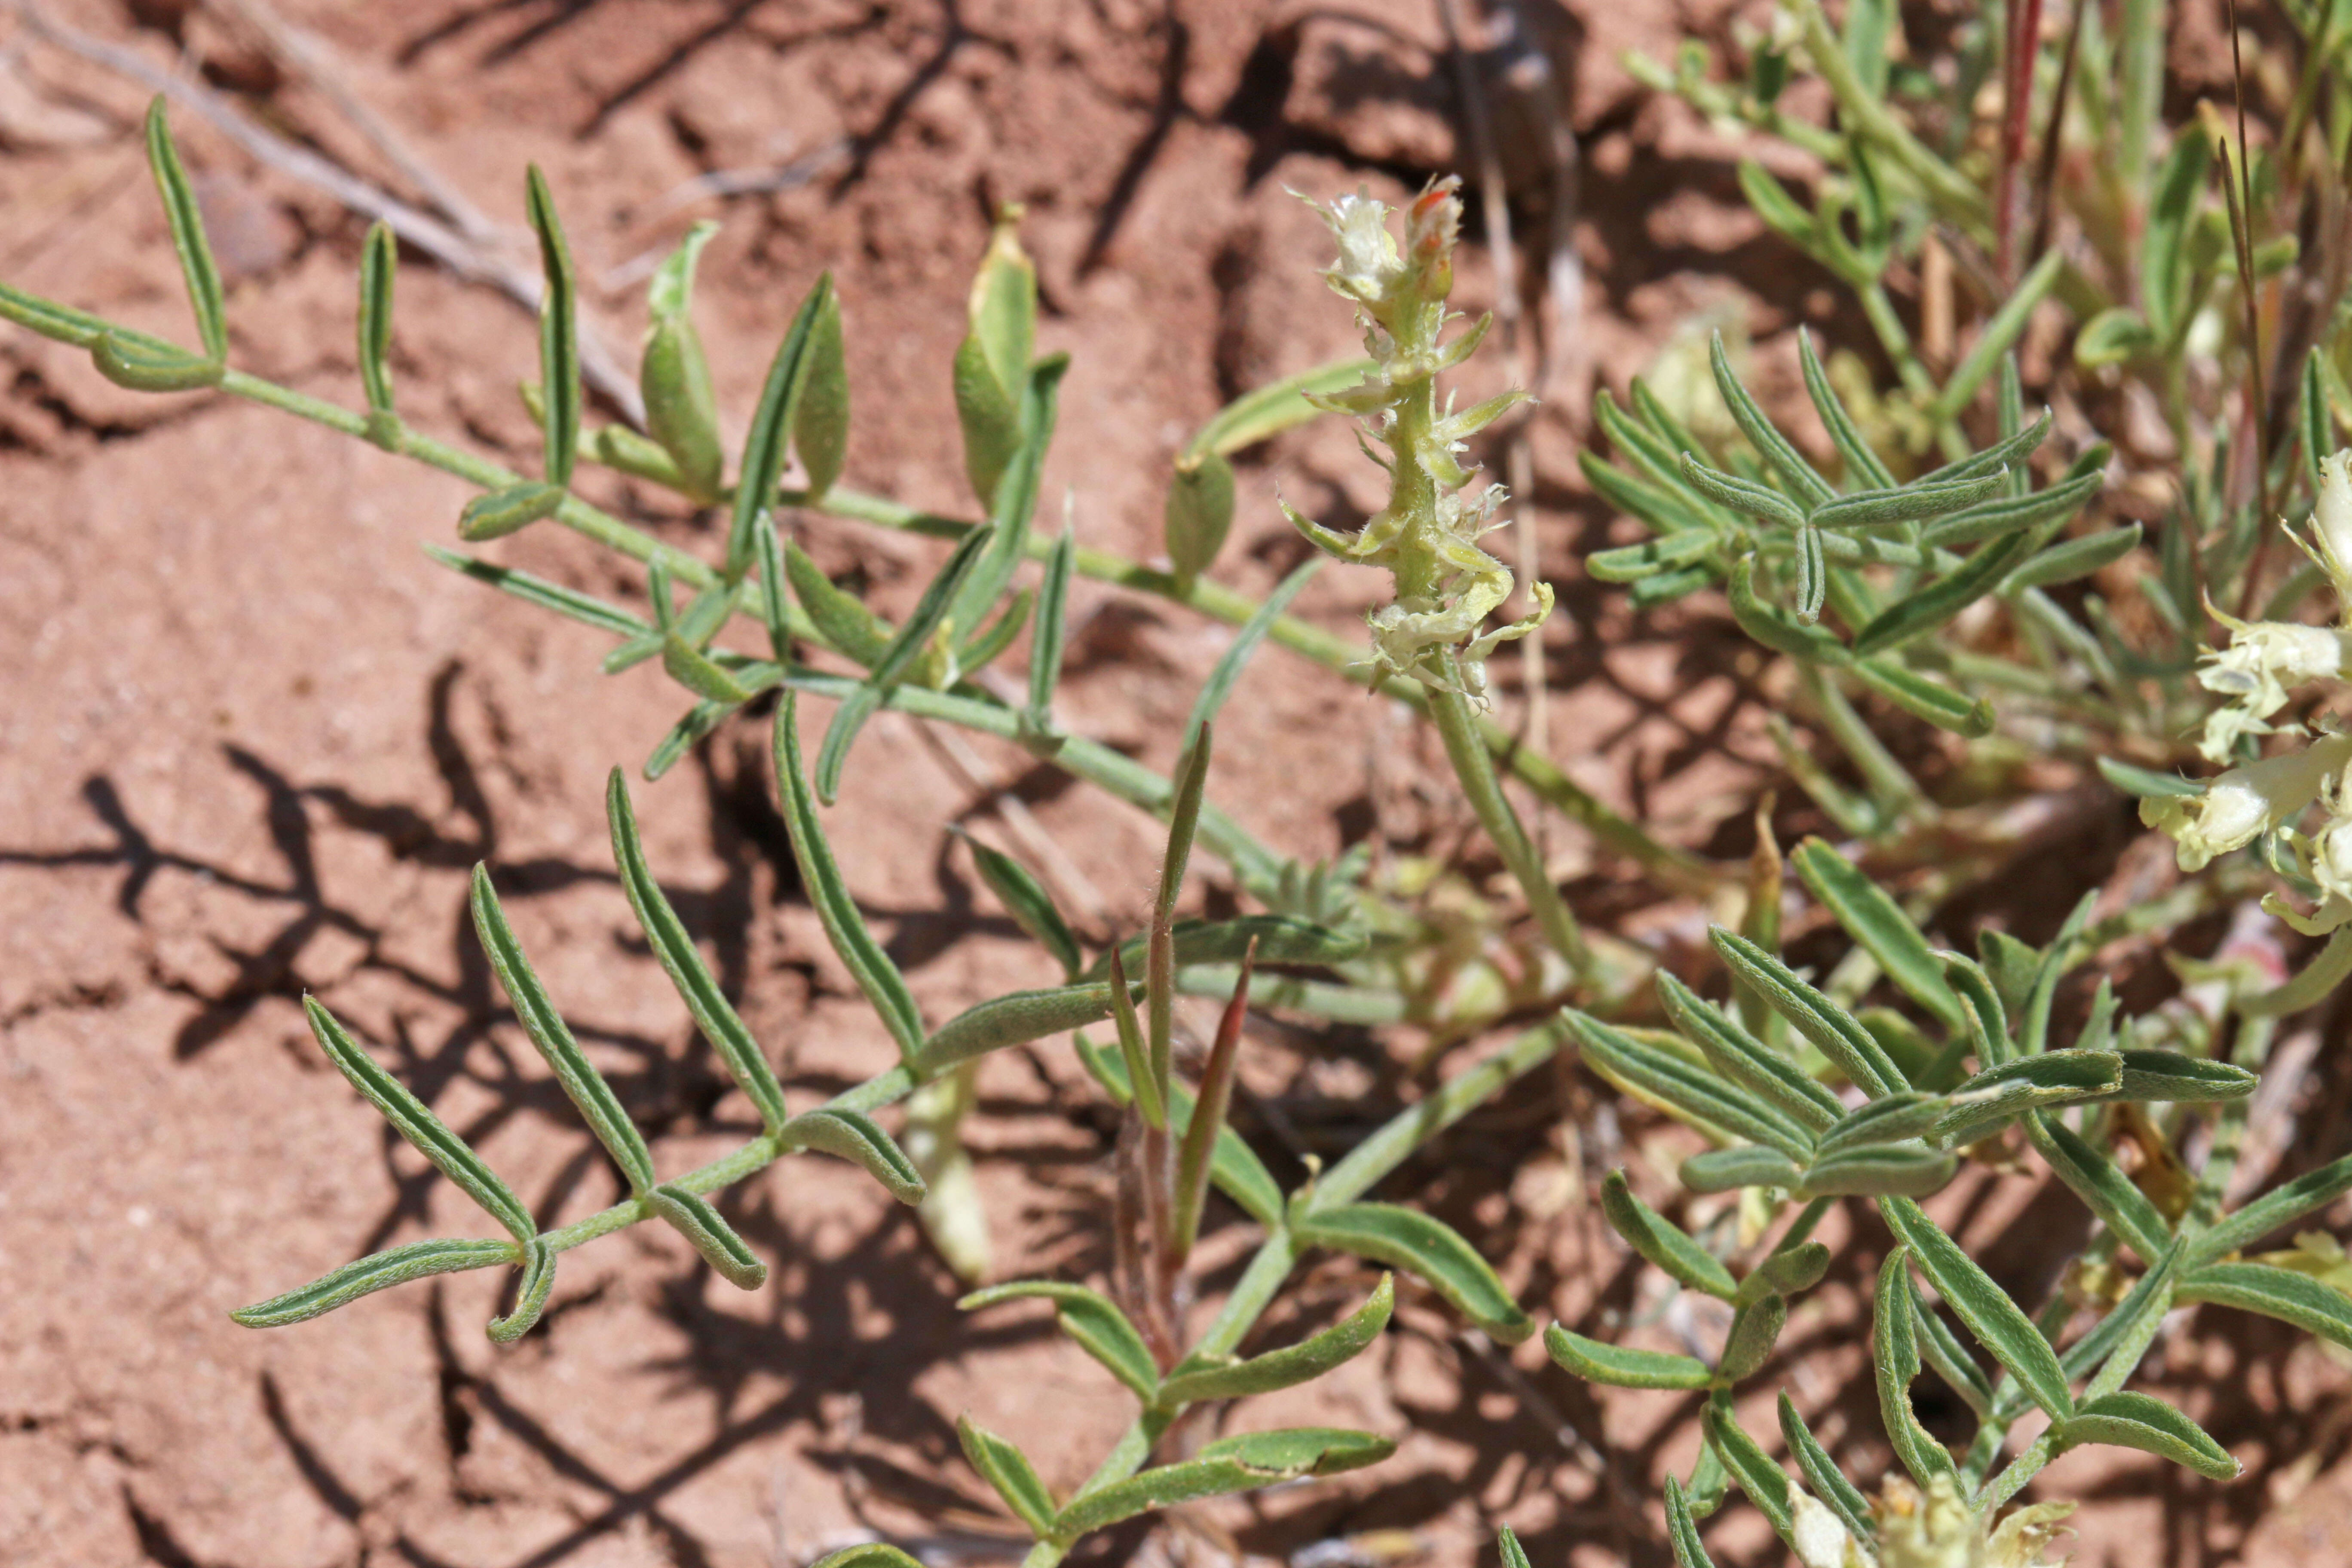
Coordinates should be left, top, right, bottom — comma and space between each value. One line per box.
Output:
1921, 412, 2052, 486
1293, 1201, 1534, 1342
522, 167, 580, 488
1186, 356, 1378, 458
1777, 1393, 1874, 1544
1679, 453, 1808, 531
1931, 248, 2064, 420
1816, 1093, 1947, 1155
425, 546, 651, 640
1883, 1198, 2073, 1419
1165, 452, 1236, 591
1873, 1247, 1958, 1485
1584, 450, 1724, 539
458, 481, 566, 542
300, 996, 533, 1240
1498, 1525, 1531, 1568
1589, 531, 1716, 582
0, 277, 110, 348
2143, 128, 2212, 342
1543, 1323, 1712, 1390
773, 694, 926, 1056
948, 356, 1069, 662
1744, 1241, 1831, 1303
1796, 327, 1894, 488
1790, 839, 1966, 1029
956, 829, 1082, 980
916, 980, 1135, 1074
1939, 951, 2014, 1069
1654, 972, 1844, 1133
784, 1108, 925, 1203
1711, 928, 1904, 1097
1920, 470, 2104, 547
1728, 557, 1850, 664
90, 325, 219, 391
1600, 1169, 1738, 1299
1075, 1031, 1280, 1223
642, 222, 724, 503
1569, 1009, 1819, 1159
357, 221, 397, 430
1798, 1143, 1956, 1199
1849, 657, 1996, 737
1025, 527, 1073, 738
2097, 756, 2204, 800
2053, 1391, 2240, 1481
1709, 329, 1833, 506
1184, 557, 1320, 746
649, 1185, 768, 1290
2089, 1049, 2258, 1104
962, 1280, 1161, 1401
662, 634, 752, 705
1809, 468, 2006, 533
2003, 525, 2142, 593
1700, 1396, 1794, 1542
1929, 1052, 2120, 1147
957, 587, 1032, 674
1101, 946, 1165, 1130
2177, 1262, 2352, 1349
143, 100, 227, 364
1084, 915, 1366, 983
1663, 1476, 1719, 1568
646, 697, 735, 780
816, 523, 998, 802
809, 1547, 924, 1568
1047, 1428, 1394, 1540
1159, 1274, 1394, 1404
233, 1237, 518, 1329
796, 281, 850, 498
486, 1237, 557, 1342
1849, 531, 2034, 657
958, 1415, 1058, 1535
471, 865, 655, 1194
1681, 1146, 1803, 1192
1715, 1292, 1788, 1381
729, 274, 835, 580
784, 539, 893, 667
2026, 1112, 2171, 1263
2192, 1148, 2352, 1264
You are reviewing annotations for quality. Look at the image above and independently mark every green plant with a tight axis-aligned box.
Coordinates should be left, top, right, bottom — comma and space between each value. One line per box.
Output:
11, 21, 2352, 1557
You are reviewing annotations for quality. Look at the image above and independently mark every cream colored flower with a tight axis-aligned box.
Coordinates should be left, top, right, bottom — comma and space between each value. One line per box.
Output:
1874, 1474, 2073, 1568
2144, 733, 2352, 871
1284, 178, 1550, 701
2193, 614, 2351, 763
2311, 448, 2352, 596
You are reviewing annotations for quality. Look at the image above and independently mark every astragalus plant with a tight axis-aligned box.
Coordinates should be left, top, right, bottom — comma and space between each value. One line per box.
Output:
9, 56, 2352, 1568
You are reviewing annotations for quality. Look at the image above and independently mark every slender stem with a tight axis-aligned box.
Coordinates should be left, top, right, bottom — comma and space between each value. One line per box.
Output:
1428, 686, 1590, 974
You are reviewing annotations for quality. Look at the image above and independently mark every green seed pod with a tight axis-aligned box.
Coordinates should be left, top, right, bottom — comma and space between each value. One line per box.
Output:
952, 205, 1036, 508
1164, 450, 1235, 593
641, 221, 724, 504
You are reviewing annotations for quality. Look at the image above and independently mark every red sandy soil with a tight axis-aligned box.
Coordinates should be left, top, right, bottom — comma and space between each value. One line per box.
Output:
3, 3, 2350, 1566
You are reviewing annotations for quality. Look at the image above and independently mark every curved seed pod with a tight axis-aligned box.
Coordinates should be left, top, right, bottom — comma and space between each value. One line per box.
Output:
642, 221, 724, 503
1165, 451, 1236, 593
953, 205, 1037, 507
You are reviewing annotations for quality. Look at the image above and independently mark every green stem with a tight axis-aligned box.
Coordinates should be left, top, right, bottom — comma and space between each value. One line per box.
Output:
812, 487, 1721, 896
1427, 686, 1590, 975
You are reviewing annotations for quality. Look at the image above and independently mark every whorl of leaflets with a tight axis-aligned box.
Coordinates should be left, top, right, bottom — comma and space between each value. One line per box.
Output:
2148, 448, 2352, 936
1280, 178, 1551, 703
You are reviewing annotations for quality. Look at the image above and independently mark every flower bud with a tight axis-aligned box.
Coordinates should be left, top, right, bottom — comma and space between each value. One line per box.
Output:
2145, 732, 2352, 870
2315, 448, 2352, 591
